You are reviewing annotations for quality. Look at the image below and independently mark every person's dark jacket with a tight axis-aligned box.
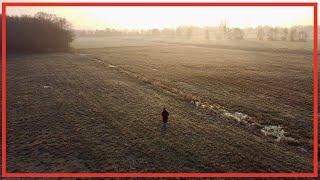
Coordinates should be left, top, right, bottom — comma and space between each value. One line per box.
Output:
162, 110, 169, 123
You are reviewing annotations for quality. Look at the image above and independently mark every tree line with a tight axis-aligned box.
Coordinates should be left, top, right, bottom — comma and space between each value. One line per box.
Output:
75, 21, 312, 42
0, 13, 313, 54
256, 26, 310, 42
75, 26, 246, 41
0, 12, 74, 53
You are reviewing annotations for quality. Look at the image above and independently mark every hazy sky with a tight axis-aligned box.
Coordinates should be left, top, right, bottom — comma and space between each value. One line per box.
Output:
6, 6, 314, 30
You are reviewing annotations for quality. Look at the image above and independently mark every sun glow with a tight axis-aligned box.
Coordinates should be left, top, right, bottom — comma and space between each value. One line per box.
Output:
6, 6, 313, 30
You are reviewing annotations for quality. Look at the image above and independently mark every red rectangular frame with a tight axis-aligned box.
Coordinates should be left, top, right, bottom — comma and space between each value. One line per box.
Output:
1, 2, 318, 178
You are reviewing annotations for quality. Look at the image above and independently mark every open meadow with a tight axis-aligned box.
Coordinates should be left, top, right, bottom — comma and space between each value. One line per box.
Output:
6, 36, 314, 173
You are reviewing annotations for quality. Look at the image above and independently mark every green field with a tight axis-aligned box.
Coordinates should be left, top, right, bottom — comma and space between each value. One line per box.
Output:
7, 36, 314, 173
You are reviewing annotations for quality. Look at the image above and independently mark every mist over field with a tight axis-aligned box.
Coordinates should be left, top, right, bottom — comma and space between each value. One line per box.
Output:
3, 8, 317, 174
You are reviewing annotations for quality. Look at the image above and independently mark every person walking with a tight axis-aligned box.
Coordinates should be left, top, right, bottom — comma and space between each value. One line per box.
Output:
161, 108, 169, 129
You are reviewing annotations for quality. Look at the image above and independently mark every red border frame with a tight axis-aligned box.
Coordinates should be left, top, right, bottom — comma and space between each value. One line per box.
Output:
1, 2, 318, 178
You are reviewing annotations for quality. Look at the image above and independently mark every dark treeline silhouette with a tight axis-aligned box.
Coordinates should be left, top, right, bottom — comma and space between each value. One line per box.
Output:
1, 12, 74, 53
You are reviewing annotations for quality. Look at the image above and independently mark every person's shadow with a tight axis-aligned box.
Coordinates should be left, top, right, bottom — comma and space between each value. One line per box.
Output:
161, 123, 168, 135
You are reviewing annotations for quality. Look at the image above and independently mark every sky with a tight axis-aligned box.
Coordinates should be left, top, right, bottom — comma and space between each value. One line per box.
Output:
4, 1, 314, 30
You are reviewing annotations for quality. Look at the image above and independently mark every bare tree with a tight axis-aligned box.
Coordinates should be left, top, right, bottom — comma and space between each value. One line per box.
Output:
257, 26, 264, 40
289, 27, 297, 41
219, 19, 230, 39
297, 30, 308, 42
281, 28, 289, 41
267, 28, 275, 41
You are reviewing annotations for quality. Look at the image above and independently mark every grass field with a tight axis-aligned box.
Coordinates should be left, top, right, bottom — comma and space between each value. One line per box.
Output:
6, 36, 314, 173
